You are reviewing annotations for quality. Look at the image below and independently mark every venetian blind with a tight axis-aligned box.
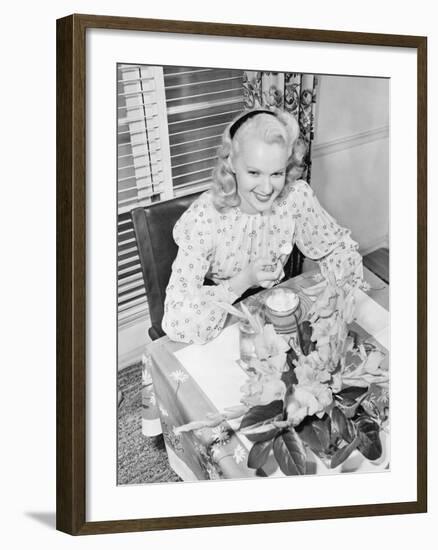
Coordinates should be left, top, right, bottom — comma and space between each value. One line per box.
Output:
118, 65, 245, 327
117, 64, 172, 326
164, 66, 244, 196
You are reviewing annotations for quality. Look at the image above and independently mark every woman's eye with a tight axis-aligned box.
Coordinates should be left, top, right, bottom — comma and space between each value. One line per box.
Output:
272, 172, 284, 177
248, 170, 259, 176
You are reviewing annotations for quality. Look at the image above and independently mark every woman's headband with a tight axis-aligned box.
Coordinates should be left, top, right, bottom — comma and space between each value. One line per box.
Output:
229, 109, 276, 139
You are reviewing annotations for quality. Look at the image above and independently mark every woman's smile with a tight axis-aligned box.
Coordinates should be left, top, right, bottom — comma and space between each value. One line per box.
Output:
231, 136, 289, 215
253, 190, 274, 202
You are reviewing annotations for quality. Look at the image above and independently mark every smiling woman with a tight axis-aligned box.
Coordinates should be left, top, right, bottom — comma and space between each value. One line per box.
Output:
228, 111, 294, 214
212, 109, 302, 213
161, 108, 364, 345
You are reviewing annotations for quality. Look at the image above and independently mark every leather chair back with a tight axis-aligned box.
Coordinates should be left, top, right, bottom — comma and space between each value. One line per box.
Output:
131, 193, 202, 340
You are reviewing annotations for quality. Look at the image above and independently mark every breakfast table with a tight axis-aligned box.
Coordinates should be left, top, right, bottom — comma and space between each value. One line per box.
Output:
147, 267, 389, 481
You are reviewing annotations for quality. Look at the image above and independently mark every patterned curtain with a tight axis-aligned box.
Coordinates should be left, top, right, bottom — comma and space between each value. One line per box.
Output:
242, 71, 318, 182
242, 71, 318, 276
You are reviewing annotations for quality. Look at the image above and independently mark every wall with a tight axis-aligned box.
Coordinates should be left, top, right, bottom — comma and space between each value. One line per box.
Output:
311, 75, 389, 254
2, 1, 435, 550
118, 318, 150, 370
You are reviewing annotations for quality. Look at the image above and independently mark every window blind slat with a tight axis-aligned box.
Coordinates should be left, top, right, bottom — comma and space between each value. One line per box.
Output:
117, 64, 244, 327
167, 101, 243, 124
172, 157, 217, 177
171, 145, 220, 164
165, 77, 243, 101
172, 168, 213, 187
169, 122, 229, 146
118, 287, 146, 304
163, 67, 212, 76
164, 68, 242, 87
170, 135, 222, 157
166, 87, 243, 108
118, 272, 144, 287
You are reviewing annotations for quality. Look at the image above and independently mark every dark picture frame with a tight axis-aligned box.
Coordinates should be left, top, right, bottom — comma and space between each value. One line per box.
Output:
56, 13, 427, 535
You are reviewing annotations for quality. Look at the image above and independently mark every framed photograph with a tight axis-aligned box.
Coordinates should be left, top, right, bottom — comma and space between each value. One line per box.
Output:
56, 13, 427, 535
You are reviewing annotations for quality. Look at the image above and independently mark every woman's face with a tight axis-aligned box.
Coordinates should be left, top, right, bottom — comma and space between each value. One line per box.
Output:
232, 135, 288, 215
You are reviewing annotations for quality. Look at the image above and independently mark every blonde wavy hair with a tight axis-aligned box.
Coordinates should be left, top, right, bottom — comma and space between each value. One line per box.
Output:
211, 107, 308, 211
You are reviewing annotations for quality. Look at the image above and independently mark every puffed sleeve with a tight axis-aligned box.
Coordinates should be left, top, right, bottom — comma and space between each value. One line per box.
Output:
289, 180, 363, 286
162, 194, 239, 344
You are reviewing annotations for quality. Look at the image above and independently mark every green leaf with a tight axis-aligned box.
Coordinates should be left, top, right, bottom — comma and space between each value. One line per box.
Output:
273, 429, 307, 475
361, 399, 380, 420
296, 414, 331, 452
248, 439, 274, 470
295, 320, 315, 356
345, 396, 370, 419
336, 386, 369, 402
282, 360, 298, 389
286, 346, 298, 368
334, 394, 356, 408
331, 407, 355, 444
356, 417, 382, 460
241, 423, 281, 442
331, 359, 342, 375
330, 437, 360, 468
239, 400, 284, 432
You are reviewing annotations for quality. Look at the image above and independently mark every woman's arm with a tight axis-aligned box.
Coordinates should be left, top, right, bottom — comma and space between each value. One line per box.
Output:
290, 180, 363, 286
161, 199, 238, 344
162, 246, 239, 344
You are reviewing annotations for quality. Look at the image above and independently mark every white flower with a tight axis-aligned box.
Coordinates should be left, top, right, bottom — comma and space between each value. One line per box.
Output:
285, 354, 334, 425
240, 375, 287, 407
159, 404, 169, 417
170, 370, 189, 384
377, 387, 390, 406
233, 444, 247, 465
211, 425, 230, 445
253, 323, 289, 361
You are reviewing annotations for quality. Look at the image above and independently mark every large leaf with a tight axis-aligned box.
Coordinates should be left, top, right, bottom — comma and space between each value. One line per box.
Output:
356, 417, 382, 460
240, 423, 281, 442
330, 437, 360, 468
273, 429, 307, 475
331, 406, 356, 444
248, 439, 274, 470
296, 414, 331, 453
336, 386, 369, 402
282, 359, 298, 389
239, 400, 284, 432
286, 348, 298, 371
295, 320, 315, 356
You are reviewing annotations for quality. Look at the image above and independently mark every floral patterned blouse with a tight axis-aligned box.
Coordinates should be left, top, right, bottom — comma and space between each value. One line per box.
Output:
162, 179, 363, 344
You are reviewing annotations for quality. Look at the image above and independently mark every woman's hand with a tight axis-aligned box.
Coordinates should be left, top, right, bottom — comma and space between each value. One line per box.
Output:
244, 257, 284, 288
228, 257, 285, 297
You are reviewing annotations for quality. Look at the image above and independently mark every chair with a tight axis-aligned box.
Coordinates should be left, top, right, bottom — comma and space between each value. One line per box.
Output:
131, 192, 203, 341
131, 193, 304, 341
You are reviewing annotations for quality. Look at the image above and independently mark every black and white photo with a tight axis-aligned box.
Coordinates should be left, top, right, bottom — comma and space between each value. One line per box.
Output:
116, 64, 390, 485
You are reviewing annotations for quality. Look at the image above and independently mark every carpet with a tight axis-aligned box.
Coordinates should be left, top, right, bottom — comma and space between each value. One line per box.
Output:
117, 362, 182, 484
